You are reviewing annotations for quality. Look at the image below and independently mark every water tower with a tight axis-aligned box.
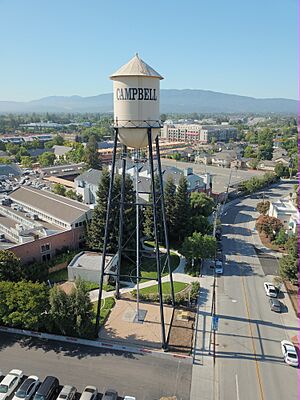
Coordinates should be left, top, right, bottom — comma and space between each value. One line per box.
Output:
94, 54, 175, 350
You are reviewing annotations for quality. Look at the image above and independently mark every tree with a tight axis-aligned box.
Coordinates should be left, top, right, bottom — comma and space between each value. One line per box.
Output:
256, 215, 283, 239
274, 228, 288, 246
66, 143, 85, 163
190, 192, 214, 217
49, 285, 72, 335
257, 144, 273, 161
181, 232, 217, 263
174, 176, 190, 242
53, 183, 66, 196
0, 250, 22, 281
0, 281, 49, 331
164, 177, 176, 239
143, 175, 163, 242
69, 279, 94, 337
87, 168, 110, 250
85, 135, 101, 169
243, 146, 257, 158
21, 156, 33, 168
38, 152, 55, 167
65, 189, 82, 201
190, 215, 212, 235
256, 200, 270, 215
49, 279, 94, 337
274, 163, 289, 178
279, 231, 298, 284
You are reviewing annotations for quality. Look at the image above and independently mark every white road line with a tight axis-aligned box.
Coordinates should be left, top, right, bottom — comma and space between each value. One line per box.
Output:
235, 374, 240, 400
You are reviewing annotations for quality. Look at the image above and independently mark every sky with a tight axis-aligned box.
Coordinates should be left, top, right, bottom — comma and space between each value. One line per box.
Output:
0, 0, 297, 101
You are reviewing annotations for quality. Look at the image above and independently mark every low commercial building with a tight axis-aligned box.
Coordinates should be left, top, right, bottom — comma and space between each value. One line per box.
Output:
0, 187, 92, 263
68, 251, 118, 283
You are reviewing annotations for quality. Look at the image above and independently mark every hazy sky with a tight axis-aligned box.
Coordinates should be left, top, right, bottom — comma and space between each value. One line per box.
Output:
0, 0, 297, 101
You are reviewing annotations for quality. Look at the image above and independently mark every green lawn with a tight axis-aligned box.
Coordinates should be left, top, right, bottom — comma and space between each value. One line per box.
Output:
92, 297, 115, 326
122, 252, 180, 282
138, 281, 188, 295
49, 268, 68, 282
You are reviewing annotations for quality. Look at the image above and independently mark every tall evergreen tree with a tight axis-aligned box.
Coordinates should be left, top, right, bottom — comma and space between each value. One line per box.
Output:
87, 168, 110, 250
87, 169, 135, 253
143, 175, 163, 242
174, 176, 190, 242
85, 135, 101, 170
164, 176, 176, 241
122, 175, 136, 251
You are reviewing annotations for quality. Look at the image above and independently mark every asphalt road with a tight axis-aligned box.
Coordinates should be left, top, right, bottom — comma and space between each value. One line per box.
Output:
215, 181, 299, 400
161, 158, 264, 194
0, 334, 192, 400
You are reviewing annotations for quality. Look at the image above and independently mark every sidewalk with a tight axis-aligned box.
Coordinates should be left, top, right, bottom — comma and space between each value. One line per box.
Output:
190, 262, 215, 400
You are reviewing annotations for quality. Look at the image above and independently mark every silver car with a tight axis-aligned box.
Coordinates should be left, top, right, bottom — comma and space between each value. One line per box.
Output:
79, 387, 97, 400
57, 386, 76, 400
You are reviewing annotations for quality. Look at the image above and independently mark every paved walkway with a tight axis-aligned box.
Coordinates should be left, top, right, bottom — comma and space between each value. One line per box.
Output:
190, 261, 215, 400
89, 250, 198, 302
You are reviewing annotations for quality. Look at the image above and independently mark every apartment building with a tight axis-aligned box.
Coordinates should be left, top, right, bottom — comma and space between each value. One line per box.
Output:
161, 123, 238, 143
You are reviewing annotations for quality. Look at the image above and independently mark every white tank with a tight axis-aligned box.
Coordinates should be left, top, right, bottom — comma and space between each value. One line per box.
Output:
110, 54, 163, 149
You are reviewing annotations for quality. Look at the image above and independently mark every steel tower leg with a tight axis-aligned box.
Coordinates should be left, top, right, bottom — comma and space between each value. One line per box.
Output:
115, 145, 127, 299
95, 128, 119, 336
155, 136, 175, 307
147, 128, 167, 350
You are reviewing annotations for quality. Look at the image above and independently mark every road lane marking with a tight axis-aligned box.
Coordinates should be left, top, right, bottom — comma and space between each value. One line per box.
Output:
235, 374, 240, 400
240, 261, 265, 400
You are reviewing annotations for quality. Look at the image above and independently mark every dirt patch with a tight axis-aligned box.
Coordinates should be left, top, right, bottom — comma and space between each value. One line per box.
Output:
49, 261, 68, 273
285, 280, 299, 317
167, 307, 196, 355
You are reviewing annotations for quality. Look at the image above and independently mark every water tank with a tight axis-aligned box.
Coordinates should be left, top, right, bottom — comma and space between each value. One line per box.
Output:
110, 54, 163, 149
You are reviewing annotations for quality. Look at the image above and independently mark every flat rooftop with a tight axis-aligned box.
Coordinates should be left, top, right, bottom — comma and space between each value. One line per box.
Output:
9, 186, 91, 224
69, 251, 113, 271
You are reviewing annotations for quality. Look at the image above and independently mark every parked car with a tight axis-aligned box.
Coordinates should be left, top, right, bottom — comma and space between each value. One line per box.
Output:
78, 386, 97, 400
102, 390, 118, 400
215, 261, 223, 275
12, 376, 40, 400
263, 282, 278, 298
124, 397, 136, 400
57, 386, 76, 400
0, 370, 23, 400
33, 376, 59, 400
281, 340, 299, 367
269, 298, 281, 313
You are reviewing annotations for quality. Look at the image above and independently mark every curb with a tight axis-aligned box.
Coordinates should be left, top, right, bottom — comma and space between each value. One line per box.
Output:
0, 326, 192, 364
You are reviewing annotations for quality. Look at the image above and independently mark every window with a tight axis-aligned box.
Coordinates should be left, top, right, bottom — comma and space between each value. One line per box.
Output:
41, 243, 50, 252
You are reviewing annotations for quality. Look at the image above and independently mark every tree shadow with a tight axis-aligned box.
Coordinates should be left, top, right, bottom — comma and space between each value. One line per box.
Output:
0, 332, 139, 360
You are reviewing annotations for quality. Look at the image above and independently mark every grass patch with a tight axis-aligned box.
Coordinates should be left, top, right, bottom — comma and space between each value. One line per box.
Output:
92, 297, 115, 326
83, 281, 115, 292
121, 252, 180, 282
49, 268, 68, 283
138, 281, 188, 295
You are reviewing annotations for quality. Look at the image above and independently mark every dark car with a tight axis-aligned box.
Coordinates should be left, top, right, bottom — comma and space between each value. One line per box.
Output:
269, 298, 281, 313
102, 390, 118, 400
33, 377, 59, 400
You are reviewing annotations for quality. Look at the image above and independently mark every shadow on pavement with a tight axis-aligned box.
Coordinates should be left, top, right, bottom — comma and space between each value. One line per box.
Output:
0, 332, 139, 360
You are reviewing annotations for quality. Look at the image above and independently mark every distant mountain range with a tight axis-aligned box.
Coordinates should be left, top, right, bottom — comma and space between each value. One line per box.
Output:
0, 89, 297, 114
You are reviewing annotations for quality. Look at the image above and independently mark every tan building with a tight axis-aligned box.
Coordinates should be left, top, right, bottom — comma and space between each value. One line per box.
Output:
161, 123, 238, 144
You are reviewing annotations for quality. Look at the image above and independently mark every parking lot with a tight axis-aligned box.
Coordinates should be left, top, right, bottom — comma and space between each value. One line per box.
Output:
0, 333, 192, 400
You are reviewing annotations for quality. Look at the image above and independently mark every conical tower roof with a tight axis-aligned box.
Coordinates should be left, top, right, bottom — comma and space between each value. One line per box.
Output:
110, 54, 163, 80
